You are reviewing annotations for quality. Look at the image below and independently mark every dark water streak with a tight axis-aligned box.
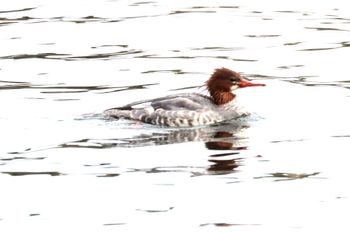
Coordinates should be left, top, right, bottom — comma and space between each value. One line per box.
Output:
0, 81, 157, 94
0, 7, 37, 14
1, 171, 62, 176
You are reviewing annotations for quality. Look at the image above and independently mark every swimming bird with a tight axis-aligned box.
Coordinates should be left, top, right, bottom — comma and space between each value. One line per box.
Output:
104, 68, 265, 127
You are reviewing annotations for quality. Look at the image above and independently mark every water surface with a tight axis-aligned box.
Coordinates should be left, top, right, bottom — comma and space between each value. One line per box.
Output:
1, 0, 350, 232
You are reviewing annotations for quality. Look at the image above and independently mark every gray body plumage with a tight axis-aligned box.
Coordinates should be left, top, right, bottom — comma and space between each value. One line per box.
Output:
104, 93, 245, 127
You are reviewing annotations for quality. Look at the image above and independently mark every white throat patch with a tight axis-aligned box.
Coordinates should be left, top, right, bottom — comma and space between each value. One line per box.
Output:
230, 85, 239, 91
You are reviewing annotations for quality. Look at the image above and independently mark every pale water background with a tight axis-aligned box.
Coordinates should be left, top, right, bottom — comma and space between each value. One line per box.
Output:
1, 0, 350, 232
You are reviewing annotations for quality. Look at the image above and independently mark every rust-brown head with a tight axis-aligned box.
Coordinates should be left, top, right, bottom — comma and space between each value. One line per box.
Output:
206, 68, 265, 105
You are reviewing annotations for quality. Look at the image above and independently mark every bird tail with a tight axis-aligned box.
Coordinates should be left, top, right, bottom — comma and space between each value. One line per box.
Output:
103, 107, 154, 123
103, 108, 132, 119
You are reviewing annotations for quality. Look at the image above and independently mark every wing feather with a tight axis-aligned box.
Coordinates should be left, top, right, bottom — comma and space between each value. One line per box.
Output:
106, 93, 213, 111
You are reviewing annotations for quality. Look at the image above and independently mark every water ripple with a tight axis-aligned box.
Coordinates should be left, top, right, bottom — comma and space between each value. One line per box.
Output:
0, 49, 144, 60
0, 156, 45, 161
255, 172, 321, 181
0, 81, 157, 94
0, 53, 70, 60
103, 223, 126, 226
1, 171, 63, 176
305, 26, 349, 31
200, 223, 261, 227
1, 4, 244, 27
0, 7, 37, 14
136, 207, 174, 213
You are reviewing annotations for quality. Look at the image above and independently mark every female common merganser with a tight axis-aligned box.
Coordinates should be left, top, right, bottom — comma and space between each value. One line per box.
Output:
104, 68, 265, 127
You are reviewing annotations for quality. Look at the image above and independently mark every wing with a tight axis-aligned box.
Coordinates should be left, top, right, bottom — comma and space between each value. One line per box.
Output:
106, 93, 213, 111
151, 94, 212, 111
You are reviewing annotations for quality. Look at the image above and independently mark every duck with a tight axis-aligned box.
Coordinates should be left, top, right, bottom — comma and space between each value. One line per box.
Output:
104, 68, 265, 127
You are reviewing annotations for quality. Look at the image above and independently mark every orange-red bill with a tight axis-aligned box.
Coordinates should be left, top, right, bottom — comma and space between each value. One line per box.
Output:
239, 79, 266, 88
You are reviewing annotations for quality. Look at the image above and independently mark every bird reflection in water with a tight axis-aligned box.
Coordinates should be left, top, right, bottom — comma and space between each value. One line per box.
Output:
60, 120, 248, 148
205, 128, 247, 174
56, 121, 249, 175
208, 155, 241, 174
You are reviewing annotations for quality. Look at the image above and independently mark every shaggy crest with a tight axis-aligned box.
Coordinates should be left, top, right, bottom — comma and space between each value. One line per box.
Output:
206, 68, 241, 105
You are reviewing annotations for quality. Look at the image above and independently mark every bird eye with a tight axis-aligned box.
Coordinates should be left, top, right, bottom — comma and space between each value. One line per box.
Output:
230, 78, 239, 84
